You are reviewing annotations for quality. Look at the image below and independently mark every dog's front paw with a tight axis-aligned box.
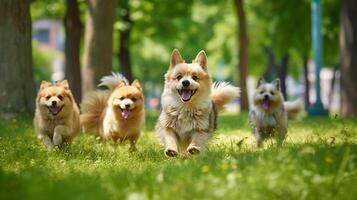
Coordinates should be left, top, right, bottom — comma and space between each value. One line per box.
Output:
45, 142, 55, 149
165, 148, 178, 157
187, 146, 201, 155
53, 133, 63, 146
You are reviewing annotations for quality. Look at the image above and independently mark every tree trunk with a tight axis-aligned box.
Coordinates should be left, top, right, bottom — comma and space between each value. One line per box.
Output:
263, 46, 277, 82
340, 0, 357, 117
303, 55, 310, 111
263, 47, 289, 99
82, 0, 116, 95
0, 0, 35, 114
278, 54, 289, 100
328, 63, 339, 109
118, 0, 134, 82
64, 0, 82, 103
234, 0, 249, 111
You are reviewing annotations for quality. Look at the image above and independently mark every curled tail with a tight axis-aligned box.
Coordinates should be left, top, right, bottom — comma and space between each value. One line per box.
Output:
80, 91, 110, 134
211, 82, 240, 111
284, 99, 303, 120
98, 72, 128, 90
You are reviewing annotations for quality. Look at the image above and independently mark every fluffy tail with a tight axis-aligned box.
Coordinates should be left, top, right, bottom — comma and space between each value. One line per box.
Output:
211, 82, 240, 111
80, 91, 110, 134
284, 99, 303, 120
97, 72, 128, 90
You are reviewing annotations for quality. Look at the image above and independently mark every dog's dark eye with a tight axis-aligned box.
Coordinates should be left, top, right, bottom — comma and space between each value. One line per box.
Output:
176, 75, 183, 81
131, 97, 137, 102
192, 75, 199, 81
260, 91, 264, 95
270, 92, 275, 95
46, 96, 51, 100
119, 97, 125, 100
57, 95, 63, 100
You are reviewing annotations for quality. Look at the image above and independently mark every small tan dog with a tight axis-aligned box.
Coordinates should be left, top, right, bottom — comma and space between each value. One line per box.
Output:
81, 73, 145, 149
249, 78, 302, 147
34, 80, 80, 149
156, 49, 240, 157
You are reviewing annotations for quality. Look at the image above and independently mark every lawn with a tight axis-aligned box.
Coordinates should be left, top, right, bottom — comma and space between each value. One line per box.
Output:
0, 112, 356, 200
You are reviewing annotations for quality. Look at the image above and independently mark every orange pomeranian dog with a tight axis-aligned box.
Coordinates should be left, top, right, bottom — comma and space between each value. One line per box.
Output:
34, 80, 80, 149
155, 49, 240, 157
81, 73, 145, 149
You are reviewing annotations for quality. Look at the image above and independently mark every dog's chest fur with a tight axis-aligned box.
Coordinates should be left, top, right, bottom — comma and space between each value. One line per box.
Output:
102, 106, 144, 139
252, 110, 277, 128
161, 104, 216, 138
36, 112, 73, 137
249, 106, 287, 133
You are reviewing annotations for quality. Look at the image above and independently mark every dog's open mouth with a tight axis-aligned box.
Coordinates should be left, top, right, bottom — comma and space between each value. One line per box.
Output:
47, 105, 63, 115
177, 89, 197, 102
120, 108, 130, 119
262, 99, 269, 110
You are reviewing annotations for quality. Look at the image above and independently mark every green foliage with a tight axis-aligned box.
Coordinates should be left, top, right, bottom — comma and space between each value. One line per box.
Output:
31, 0, 66, 20
30, 0, 341, 85
250, 0, 310, 78
0, 114, 357, 199
249, 0, 340, 77
32, 42, 55, 83
322, 0, 341, 66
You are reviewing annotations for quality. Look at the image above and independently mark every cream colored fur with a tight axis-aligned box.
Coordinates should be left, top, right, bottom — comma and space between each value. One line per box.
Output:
156, 49, 240, 156
34, 80, 80, 149
81, 73, 145, 149
211, 81, 241, 111
249, 78, 302, 147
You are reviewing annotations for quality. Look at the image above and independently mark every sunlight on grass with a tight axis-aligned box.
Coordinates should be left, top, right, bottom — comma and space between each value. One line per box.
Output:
0, 113, 356, 199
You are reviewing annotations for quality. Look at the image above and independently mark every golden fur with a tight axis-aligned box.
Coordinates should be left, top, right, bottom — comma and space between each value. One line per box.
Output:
34, 80, 80, 149
249, 78, 303, 147
156, 49, 240, 156
80, 73, 145, 148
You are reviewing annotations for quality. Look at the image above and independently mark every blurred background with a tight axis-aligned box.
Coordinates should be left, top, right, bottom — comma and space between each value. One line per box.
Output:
1, 0, 356, 117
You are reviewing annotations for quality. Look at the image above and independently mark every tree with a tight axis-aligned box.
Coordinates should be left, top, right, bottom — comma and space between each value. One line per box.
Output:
0, 0, 35, 114
234, 0, 249, 111
340, 0, 357, 117
64, 0, 82, 103
262, 47, 289, 100
117, 0, 133, 82
82, 0, 117, 94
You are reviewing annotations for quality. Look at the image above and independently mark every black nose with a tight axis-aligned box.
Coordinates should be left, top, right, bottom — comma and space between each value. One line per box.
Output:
125, 104, 130, 109
182, 80, 190, 87
264, 95, 269, 100
52, 101, 57, 106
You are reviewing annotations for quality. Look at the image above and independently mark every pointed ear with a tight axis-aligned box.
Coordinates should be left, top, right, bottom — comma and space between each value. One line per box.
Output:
57, 80, 69, 90
257, 77, 266, 88
131, 80, 142, 91
40, 80, 51, 90
170, 48, 184, 68
117, 81, 126, 88
193, 50, 207, 70
272, 78, 281, 90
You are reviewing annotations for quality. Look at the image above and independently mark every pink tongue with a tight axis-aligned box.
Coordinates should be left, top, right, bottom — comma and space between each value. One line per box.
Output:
49, 106, 60, 114
181, 90, 191, 101
121, 109, 129, 119
262, 100, 269, 110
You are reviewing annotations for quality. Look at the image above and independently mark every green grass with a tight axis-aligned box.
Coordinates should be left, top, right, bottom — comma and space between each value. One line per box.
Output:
0, 113, 357, 200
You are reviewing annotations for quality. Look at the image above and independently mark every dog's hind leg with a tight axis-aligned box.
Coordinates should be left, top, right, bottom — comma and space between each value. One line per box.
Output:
129, 134, 139, 152
276, 127, 287, 147
254, 132, 264, 148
